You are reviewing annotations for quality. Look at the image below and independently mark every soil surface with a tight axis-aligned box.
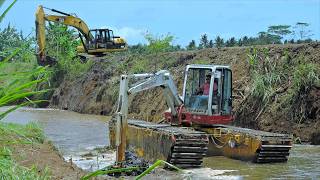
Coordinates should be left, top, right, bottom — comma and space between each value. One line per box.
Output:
50, 43, 320, 143
12, 141, 86, 180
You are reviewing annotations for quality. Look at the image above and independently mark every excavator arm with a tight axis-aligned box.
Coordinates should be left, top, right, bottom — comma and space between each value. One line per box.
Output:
115, 70, 183, 163
35, 5, 93, 62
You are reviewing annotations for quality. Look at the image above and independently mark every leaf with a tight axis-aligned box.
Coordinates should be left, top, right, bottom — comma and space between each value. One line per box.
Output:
80, 159, 181, 180
3, 78, 45, 97
0, 0, 17, 23
0, 0, 5, 8
135, 160, 181, 180
0, 48, 20, 68
0, 89, 48, 107
80, 166, 139, 180
0, 100, 47, 120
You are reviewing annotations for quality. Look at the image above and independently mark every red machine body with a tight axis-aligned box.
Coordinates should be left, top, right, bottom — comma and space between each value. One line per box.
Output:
164, 64, 233, 126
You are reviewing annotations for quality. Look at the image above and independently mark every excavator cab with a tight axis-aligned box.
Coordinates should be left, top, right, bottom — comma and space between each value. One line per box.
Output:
87, 29, 126, 51
182, 64, 233, 125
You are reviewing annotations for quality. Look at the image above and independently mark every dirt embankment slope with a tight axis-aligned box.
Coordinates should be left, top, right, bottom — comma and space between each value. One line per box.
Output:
13, 141, 86, 179
50, 43, 320, 144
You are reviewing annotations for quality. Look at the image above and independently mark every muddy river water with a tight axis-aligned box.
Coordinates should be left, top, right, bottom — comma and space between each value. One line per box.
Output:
1, 107, 319, 179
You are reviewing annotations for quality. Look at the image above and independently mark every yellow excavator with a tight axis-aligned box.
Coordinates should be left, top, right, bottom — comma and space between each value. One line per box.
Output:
35, 5, 127, 65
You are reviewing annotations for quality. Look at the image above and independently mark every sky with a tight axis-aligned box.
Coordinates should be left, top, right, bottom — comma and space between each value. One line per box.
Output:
0, 0, 319, 46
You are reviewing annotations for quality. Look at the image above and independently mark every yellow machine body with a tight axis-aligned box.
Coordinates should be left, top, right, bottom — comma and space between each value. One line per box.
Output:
35, 5, 127, 64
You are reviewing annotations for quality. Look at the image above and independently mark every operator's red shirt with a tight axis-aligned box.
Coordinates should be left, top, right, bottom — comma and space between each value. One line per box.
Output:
203, 83, 210, 95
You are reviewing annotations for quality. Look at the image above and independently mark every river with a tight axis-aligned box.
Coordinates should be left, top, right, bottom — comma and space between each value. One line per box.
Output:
1, 107, 319, 179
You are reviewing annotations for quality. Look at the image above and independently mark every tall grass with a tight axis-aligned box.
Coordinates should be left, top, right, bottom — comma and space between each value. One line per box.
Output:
292, 63, 319, 93
248, 48, 283, 104
0, 0, 49, 119
0, 122, 45, 144
0, 122, 50, 180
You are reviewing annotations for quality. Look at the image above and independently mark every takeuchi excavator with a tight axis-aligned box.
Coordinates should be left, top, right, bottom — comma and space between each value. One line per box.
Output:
35, 5, 127, 65
109, 64, 293, 168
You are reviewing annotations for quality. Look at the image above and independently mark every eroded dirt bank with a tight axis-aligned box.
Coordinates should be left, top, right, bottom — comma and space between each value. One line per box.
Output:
13, 141, 86, 179
50, 43, 320, 144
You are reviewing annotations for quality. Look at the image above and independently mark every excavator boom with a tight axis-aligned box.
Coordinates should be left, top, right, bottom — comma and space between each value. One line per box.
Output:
114, 70, 184, 162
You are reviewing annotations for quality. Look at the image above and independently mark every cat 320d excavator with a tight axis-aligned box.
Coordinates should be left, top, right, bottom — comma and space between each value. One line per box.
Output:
35, 5, 127, 65
109, 64, 293, 168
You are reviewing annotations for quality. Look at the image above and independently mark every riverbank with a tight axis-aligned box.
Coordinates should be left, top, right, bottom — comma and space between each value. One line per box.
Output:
0, 122, 85, 179
50, 43, 320, 144
1, 107, 319, 179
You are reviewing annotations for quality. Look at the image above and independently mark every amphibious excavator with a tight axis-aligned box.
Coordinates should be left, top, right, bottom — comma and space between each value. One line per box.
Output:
35, 5, 127, 65
109, 64, 293, 168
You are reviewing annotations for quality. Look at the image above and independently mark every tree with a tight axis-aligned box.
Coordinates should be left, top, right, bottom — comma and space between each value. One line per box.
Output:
294, 22, 313, 40
289, 39, 295, 44
144, 33, 174, 70
208, 40, 214, 48
238, 38, 243, 46
214, 36, 224, 48
199, 34, 209, 49
257, 31, 281, 45
186, 40, 196, 50
144, 33, 174, 53
242, 36, 249, 46
46, 23, 78, 59
225, 37, 236, 47
267, 25, 292, 40
129, 43, 147, 54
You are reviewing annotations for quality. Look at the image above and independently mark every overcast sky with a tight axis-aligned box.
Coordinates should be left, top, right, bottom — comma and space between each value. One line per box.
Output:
1, 0, 319, 45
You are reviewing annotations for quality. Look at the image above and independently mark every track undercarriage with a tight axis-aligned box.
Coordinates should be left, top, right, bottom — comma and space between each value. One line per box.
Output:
109, 119, 292, 168
202, 124, 292, 163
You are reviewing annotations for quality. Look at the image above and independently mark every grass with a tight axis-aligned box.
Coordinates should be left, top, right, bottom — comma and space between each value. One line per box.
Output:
243, 46, 320, 125
0, 122, 45, 145
0, 2, 50, 178
0, 122, 51, 179
292, 63, 319, 93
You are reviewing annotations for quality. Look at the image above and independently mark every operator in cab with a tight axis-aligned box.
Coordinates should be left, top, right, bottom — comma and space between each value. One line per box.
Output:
198, 75, 211, 95
197, 74, 218, 96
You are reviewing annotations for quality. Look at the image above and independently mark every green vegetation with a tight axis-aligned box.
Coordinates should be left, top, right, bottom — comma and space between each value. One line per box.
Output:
287, 63, 319, 123
0, 122, 50, 179
45, 23, 93, 82
125, 33, 176, 73
0, 1, 51, 179
242, 47, 320, 125
0, 0, 49, 119
135, 159, 181, 180
144, 33, 174, 54
184, 22, 316, 50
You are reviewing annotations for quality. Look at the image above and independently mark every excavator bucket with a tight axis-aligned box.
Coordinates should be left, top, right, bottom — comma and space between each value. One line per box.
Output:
36, 54, 57, 66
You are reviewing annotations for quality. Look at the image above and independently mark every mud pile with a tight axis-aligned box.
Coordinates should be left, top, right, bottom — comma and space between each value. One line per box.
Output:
50, 43, 320, 143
